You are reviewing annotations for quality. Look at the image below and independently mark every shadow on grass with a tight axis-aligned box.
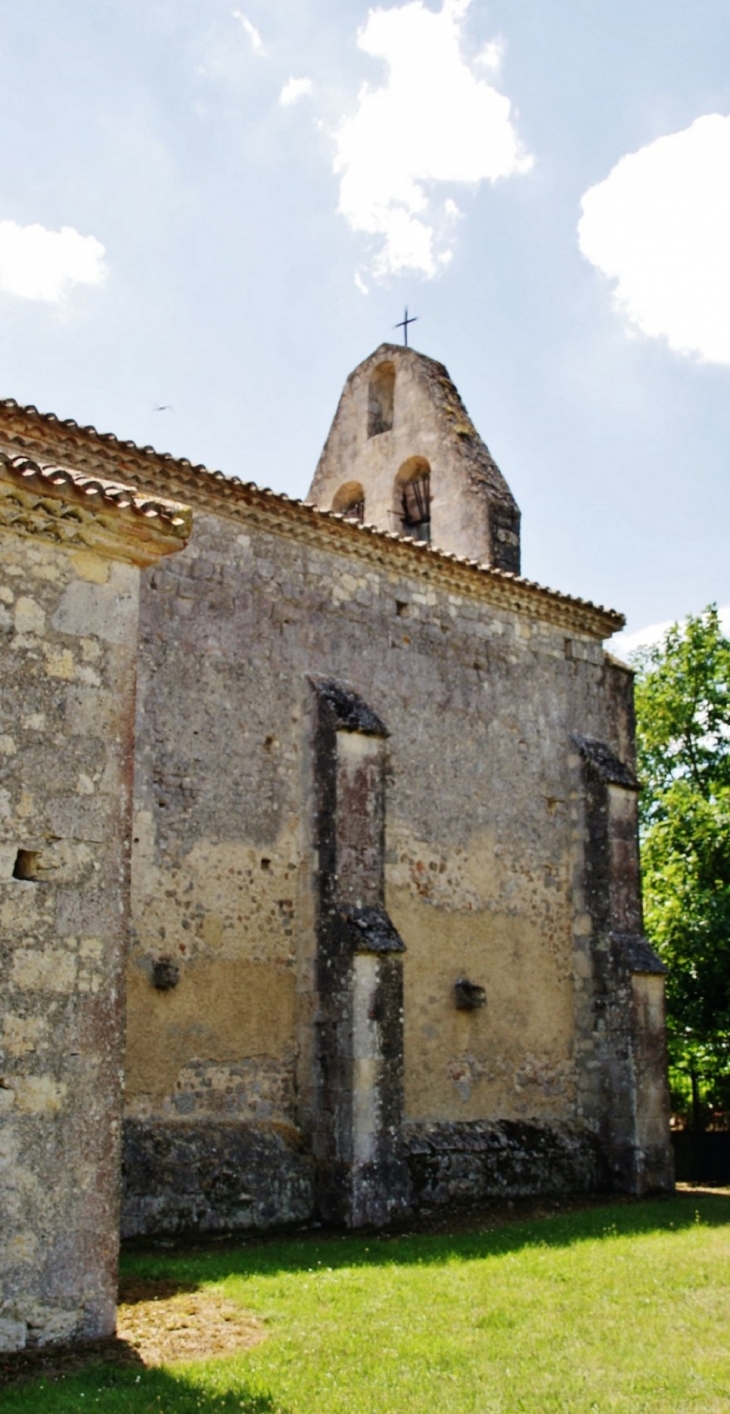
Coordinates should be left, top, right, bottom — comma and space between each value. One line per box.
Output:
5, 1193, 729, 1406
1, 1356, 286, 1412
121, 1190, 730, 1287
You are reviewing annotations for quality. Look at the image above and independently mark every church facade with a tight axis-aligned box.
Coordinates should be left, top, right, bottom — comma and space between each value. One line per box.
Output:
0, 343, 672, 1341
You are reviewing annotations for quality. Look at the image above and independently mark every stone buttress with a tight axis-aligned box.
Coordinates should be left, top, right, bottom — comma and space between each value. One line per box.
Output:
310, 679, 410, 1226
571, 732, 674, 1194
0, 453, 189, 1353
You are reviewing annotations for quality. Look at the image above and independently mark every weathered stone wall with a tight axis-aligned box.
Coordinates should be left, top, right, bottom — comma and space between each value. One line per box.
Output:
0, 394, 671, 1237
0, 536, 138, 1349
571, 734, 674, 1192
122, 496, 667, 1233
309, 680, 409, 1227
404, 1120, 605, 1208
121, 1120, 314, 1237
0, 458, 189, 1350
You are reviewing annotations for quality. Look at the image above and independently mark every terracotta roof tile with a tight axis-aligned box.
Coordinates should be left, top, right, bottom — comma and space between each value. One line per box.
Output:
0, 450, 190, 532
0, 398, 623, 637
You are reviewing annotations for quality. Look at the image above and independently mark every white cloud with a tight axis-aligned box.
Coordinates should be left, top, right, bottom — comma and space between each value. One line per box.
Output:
280, 77, 313, 107
333, 0, 532, 280
578, 115, 730, 365
611, 605, 730, 660
232, 10, 264, 54
0, 222, 106, 303
475, 39, 504, 72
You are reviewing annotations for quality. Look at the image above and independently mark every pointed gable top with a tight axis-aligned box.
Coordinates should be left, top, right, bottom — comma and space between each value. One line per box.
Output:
307, 344, 521, 571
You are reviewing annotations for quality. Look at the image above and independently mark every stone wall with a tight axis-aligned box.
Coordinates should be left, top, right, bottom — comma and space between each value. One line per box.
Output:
571, 735, 674, 1192
0, 398, 671, 1239
404, 1120, 605, 1208
121, 1119, 314, 1237
121, 492, 670, 1233
0, 458, 189, 1349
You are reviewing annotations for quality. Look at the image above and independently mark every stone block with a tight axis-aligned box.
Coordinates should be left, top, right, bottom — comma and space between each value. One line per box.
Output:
0, 1317, 27, 1353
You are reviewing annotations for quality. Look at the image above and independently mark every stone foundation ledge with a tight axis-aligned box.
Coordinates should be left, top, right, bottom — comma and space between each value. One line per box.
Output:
121, 1119, 315, 1238
0, 1302, 91, 1353
403, 1119, 607, 1209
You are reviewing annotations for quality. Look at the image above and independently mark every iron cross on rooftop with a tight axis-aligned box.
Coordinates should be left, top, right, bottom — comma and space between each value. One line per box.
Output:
395, 307, 418, 347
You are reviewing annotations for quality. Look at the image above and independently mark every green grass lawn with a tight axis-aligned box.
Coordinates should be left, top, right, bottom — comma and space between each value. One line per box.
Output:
4, 1193, 730, 1413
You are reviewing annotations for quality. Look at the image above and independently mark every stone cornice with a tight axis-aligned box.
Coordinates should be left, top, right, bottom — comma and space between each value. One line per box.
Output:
0, 452, 191, 568
0, 400, 623, 639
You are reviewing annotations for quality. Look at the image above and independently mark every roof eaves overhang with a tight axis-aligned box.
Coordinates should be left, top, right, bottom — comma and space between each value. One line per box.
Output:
0, 448, 191, 567
0, 399, 623, 640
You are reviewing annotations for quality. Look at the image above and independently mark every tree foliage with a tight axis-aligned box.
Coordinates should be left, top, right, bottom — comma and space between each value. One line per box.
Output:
633, 607, 730, 1126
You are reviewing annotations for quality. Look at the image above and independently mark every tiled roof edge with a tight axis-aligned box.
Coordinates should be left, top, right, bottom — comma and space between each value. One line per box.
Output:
0, 449, 191, 532
0, 399, 624, 638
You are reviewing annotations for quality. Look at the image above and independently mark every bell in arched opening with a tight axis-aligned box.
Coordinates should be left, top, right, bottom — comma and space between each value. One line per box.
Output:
395, 457, 431, 542
331, 480, 366, 524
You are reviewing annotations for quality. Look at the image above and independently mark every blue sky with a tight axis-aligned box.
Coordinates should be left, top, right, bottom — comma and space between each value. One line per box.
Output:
2, 0, 729, 645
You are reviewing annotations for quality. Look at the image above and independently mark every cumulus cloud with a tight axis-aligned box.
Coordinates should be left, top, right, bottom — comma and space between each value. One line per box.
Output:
578, 115, 730, 365
474, 39, 504, 71
334, 0, 531, 280
232, 10, 264, 54
0, 222, 106, 303
280, 77, 313, 107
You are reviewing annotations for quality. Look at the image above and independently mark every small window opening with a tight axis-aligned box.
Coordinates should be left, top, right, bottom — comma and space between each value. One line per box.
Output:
395, 457, 431, 543
367, 362, 395, 437
332, 481, 366, 523
13, 849, 39, 881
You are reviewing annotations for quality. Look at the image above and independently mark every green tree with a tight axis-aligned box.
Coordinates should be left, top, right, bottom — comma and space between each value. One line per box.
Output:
632, 607, 730, 1128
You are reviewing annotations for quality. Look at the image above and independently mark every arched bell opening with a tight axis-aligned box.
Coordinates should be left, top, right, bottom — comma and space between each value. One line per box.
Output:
332, 480, 366, 523
367, 362, 395, 438
394, 457, 431, 542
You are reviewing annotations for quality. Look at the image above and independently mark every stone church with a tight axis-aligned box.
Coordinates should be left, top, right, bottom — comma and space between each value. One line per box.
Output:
0, 343, 672, 1351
